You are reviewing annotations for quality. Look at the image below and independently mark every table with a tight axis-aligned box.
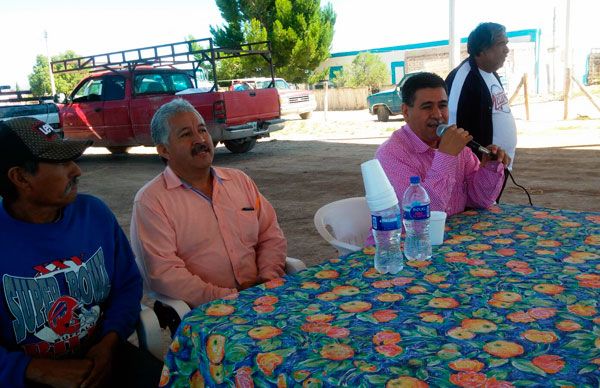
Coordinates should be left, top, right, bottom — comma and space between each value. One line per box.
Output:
160, 204, 600, 387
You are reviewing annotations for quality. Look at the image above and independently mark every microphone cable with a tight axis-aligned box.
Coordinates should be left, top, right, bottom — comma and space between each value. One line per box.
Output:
438, 124, 533, 206
506, 169, 533, 206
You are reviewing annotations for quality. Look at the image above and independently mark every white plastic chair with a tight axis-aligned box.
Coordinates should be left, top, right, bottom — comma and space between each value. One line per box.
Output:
133, 255, 306, 336
285, 256, 307, 274
133, 254, 192, 335
135, 305, 163, 359
314, 197, 372, 256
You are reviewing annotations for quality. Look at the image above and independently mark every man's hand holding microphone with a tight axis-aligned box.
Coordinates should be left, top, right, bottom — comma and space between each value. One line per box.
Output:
436, 124, 511, 167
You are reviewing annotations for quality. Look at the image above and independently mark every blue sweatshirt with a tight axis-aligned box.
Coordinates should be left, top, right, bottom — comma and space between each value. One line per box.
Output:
0, 194, 142, 387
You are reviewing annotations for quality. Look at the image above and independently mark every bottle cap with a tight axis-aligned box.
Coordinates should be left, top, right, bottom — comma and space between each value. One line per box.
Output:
360, 159, 399, 212
410, 176, 420, 184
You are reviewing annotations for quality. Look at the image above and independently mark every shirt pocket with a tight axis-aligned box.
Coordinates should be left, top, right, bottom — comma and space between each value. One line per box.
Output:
237, 210, 259, 245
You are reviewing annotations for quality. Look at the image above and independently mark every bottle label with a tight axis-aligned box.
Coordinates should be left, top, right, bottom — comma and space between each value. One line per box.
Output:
372, 214, 401, 231
403, 204, 430, 220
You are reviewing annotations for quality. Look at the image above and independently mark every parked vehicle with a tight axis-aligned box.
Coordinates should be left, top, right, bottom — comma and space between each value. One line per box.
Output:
0, 90, 62, 130
367, 72, 420, 122
230, 77, 316, 120
52, 38, 284, 154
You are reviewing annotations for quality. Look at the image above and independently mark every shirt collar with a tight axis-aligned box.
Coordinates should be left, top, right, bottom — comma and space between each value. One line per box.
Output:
163, 165, 226, 190
402, 124, 433, 154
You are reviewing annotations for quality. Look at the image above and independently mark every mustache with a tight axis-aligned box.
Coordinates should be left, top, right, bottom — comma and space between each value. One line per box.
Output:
64, 176, 79, 194
191, 143, 210, 156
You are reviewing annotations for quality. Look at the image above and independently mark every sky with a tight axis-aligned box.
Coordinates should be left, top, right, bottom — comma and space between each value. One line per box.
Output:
1, 0, 598, 89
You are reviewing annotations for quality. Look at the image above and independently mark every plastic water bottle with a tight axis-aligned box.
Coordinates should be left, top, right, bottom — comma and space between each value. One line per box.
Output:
371, 204, 404, 274
360, 159, 404, 274
402, 176, 432, 261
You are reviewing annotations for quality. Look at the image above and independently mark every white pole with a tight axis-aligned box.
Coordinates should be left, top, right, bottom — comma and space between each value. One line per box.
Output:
552, 7, 557, 93
449, 0, 460, 70
564, 0, 571, 70
563, 0, 572, 119
324, 80, 328, 122
44, 30, 56, 96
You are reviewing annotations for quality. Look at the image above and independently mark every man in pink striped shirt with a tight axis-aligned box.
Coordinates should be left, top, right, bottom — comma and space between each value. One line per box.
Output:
130, 99, 287, 307
376, 72, 510, 216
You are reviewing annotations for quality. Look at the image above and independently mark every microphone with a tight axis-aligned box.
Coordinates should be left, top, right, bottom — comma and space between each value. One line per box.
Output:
436, 124, 491, 155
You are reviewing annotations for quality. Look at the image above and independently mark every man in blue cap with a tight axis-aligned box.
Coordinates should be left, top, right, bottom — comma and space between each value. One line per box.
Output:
0, 117, 161, 387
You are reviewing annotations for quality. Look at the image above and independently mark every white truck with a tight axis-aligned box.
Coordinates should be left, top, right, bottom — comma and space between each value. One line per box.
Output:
229, 77, 316, 119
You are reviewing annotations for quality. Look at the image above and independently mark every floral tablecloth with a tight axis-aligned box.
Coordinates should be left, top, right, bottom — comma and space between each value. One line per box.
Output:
160, 204, 600, 387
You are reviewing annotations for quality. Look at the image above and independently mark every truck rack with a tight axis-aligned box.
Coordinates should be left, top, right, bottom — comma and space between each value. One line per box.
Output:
0, 90, 54, 104
50, 37, 276, 92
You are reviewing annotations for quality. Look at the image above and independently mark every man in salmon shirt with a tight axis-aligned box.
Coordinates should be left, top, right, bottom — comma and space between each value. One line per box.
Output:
131, 99, 287, 307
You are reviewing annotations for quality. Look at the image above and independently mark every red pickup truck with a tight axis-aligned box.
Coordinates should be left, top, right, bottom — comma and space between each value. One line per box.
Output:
52, 39, 284, 154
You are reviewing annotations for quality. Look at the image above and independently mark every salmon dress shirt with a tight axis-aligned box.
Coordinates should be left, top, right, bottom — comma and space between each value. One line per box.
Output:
131, 166, 287, 307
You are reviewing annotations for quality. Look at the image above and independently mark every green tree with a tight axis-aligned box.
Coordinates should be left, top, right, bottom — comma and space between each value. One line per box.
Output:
188, 24, 268, 83
307, 67, 329, 85
210, 0, 336, 83
28, 51, 86, 96
333, 52, 388, 92
186, 35, 218, 83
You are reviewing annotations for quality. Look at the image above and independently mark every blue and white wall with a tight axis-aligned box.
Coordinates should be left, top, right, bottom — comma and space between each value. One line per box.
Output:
318, 29, 543, 95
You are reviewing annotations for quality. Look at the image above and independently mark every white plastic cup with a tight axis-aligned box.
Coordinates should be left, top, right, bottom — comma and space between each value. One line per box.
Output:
360, 159, 398, 212
429, 211, 447, 245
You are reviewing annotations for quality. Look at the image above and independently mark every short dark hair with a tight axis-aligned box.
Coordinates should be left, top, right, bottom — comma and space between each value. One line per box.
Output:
467, 22, 506, 57
401, 72, 447, 107
0, 159, 39, 202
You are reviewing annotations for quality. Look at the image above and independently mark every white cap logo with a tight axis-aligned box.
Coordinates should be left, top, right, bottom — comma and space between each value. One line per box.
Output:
38, 123, 54, 136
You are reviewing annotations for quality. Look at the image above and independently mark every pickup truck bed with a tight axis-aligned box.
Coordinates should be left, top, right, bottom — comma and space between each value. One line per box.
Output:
0, 102, 61, 129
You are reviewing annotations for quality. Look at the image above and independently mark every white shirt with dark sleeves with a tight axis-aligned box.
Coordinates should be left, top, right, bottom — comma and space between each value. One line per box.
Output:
478, 69, 517, 170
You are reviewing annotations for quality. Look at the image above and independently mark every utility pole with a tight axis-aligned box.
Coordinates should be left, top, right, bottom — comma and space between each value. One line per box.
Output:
323, 79, 329, 122
551, 6, 557, 94
563, 0, 571, 120
44, 30, 56, 95
449, 0, 460, 70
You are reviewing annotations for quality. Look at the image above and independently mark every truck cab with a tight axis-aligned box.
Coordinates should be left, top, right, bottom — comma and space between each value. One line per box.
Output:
367, 72, 420, 122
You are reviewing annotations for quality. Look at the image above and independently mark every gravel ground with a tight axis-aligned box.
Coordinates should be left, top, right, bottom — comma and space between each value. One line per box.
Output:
80, 94, 600, 266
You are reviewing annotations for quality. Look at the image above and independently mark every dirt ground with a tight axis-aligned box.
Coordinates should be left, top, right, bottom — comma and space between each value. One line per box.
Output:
78, 95, 600, 267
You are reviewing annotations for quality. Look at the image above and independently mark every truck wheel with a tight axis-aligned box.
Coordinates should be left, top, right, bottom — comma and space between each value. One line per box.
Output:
224, 138, 257, 153
300, 112, 312, 120
107, 146, 131, 154
377, 107, 390, 122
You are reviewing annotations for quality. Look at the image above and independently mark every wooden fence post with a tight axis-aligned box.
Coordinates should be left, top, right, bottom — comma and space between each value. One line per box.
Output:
570, 75, 600, 113
508, 73, 529, 120
508, 75, 525, 105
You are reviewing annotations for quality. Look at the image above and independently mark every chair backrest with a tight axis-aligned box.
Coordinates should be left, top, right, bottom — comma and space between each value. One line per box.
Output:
314, 197, 372, 256
129, 220, 152, 294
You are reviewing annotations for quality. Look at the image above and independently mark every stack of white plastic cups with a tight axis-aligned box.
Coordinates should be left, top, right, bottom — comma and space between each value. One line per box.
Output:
360, 159, 404, 274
